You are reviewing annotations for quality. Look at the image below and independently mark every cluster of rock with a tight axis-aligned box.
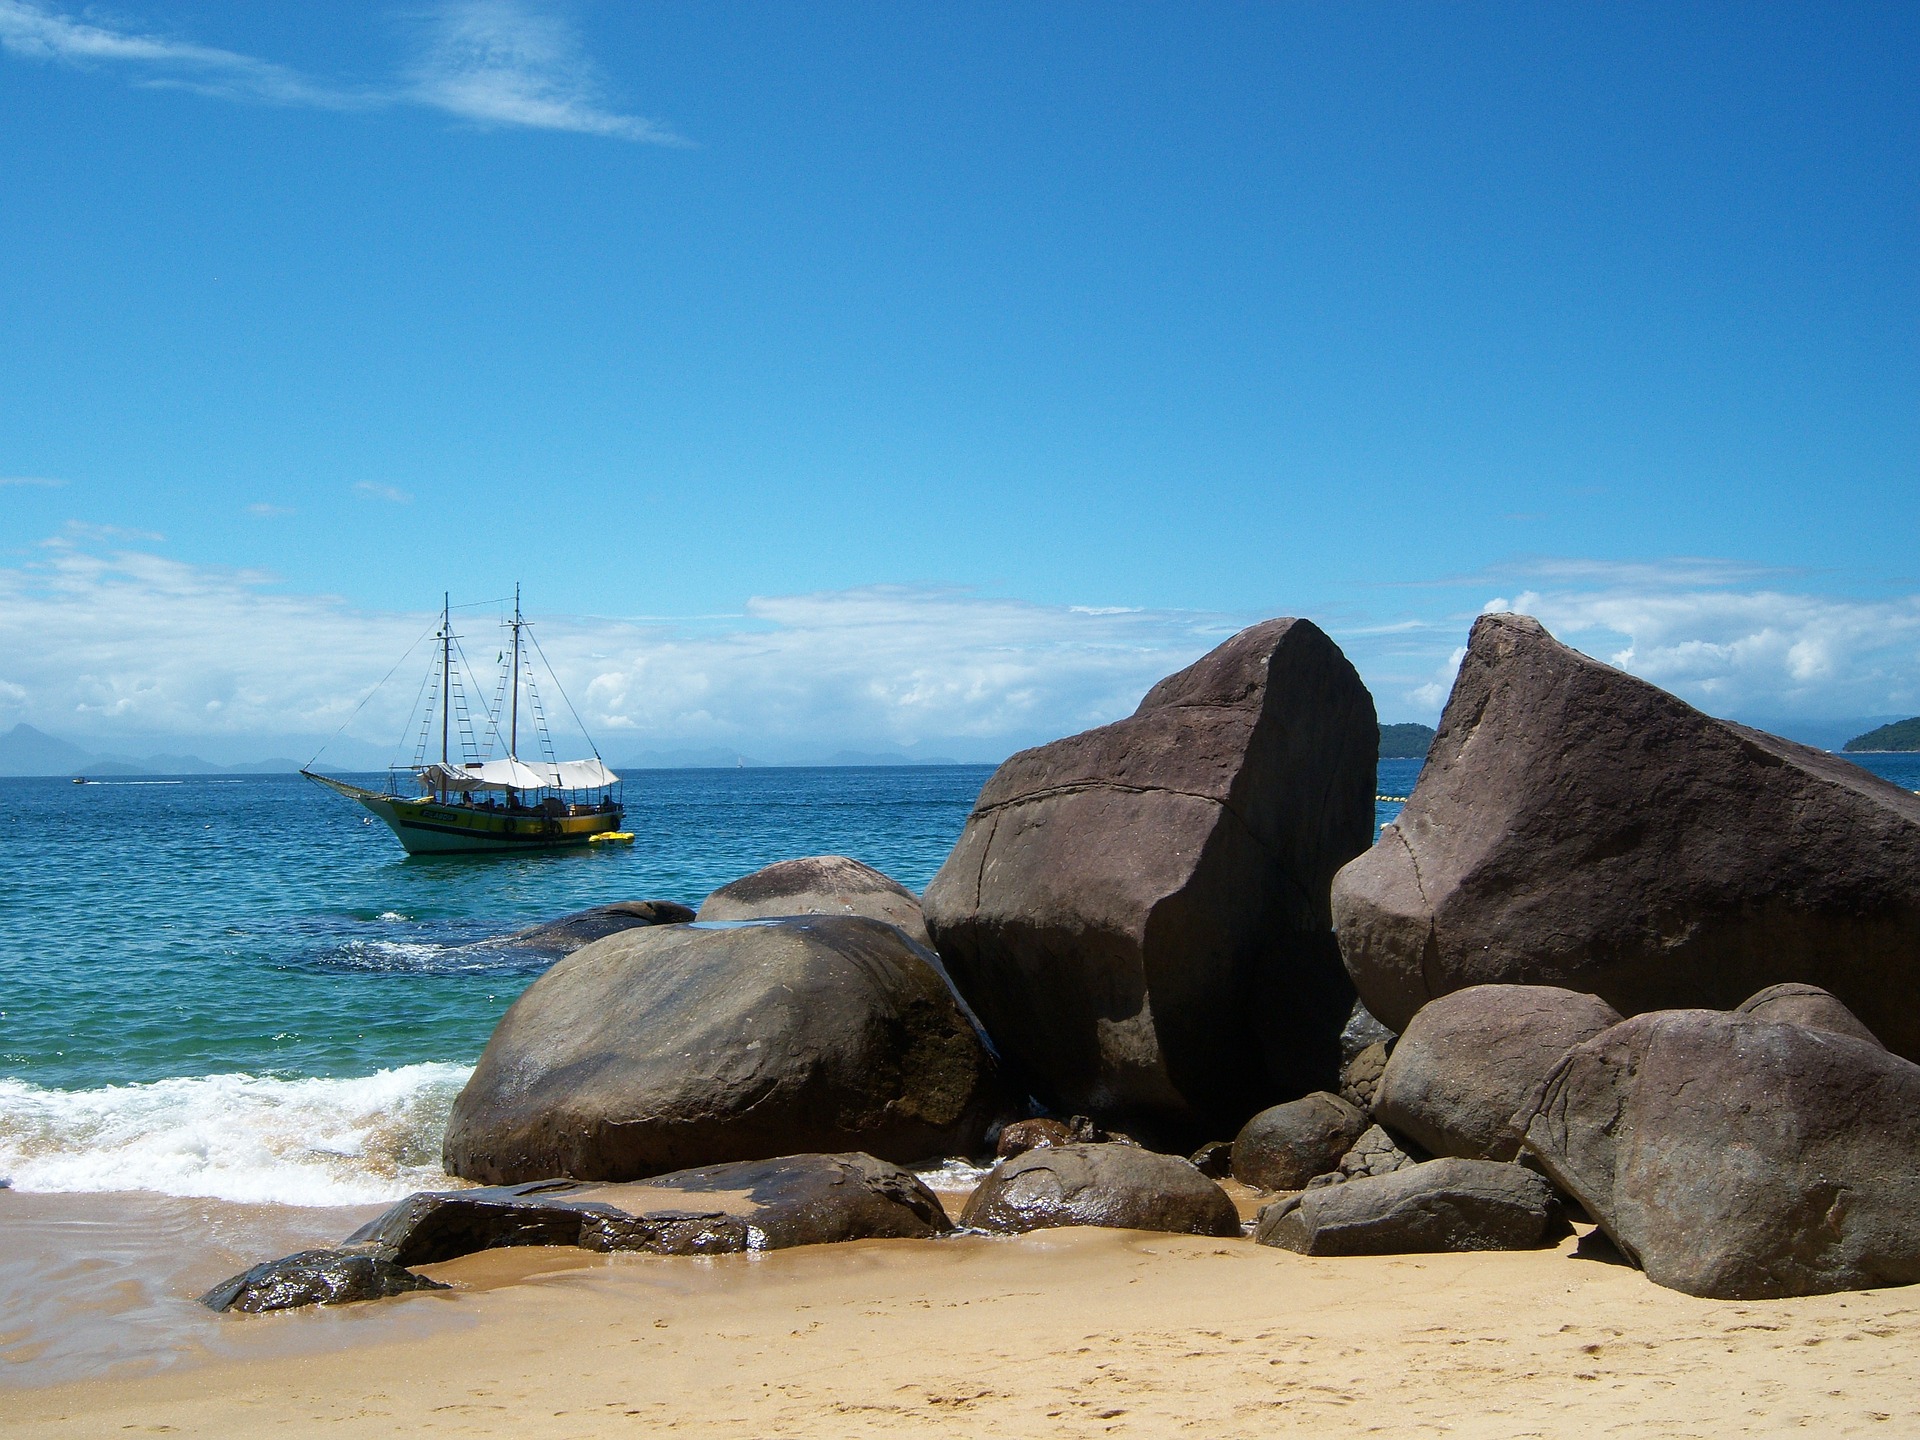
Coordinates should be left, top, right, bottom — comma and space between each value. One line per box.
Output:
209, 610, 1920, 1311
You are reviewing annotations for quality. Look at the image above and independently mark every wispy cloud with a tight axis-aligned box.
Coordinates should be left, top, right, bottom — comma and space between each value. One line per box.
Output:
0, 540, 1242, 759
406, 0, 686, 143
0, 474, 65, 488
0, 0, 681, 142
352, 481, 412, 505
246, 502, 295, 519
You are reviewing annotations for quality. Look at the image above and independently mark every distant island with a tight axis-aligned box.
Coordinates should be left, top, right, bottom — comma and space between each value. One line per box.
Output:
1843, 717, 1920, 753
1379, 722, 1436, 760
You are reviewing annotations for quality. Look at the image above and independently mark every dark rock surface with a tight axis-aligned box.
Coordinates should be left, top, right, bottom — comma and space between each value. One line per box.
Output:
1338, 1042, 1389, 1111
1188, 1140, 1234, 1179
1340, 1000, 1396, 1063
1374, 985, 1623, 1162
960, 1143, 1241, 1237
923, 618, 1377, 1140
200, 1249, 447, 1313
350, 1153, 953, 1266
494, 900, 694, 953
995, 1117, 1079, 1158
1734, 983, 1882, 1047
444, 915, 1009, 1183
1332, 613, 1920, 1060
1256, 1157, 1560, 1256
1230, 1092, 1367, 1192
1521, 1009, 1920, 1299
698, 856, 931, 948
1316, 1124, 1418, 1185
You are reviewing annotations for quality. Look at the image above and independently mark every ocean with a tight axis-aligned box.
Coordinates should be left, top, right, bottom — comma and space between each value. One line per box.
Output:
2, 753, 1913, 1208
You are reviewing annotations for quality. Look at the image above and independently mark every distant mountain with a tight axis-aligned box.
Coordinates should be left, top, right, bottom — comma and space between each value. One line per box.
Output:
614, 748, 765, 770
821, 750, 963, 767
0, 723, 95, 776
0, 723, 304, 776
1844, 717, 1920, 753
1378, 722, 1437, 760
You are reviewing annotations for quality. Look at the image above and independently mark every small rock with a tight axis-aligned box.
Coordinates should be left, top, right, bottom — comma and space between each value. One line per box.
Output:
200, 1249, 446, 1314
1255, 1158, 1560, 1256
1335, 1124, 1418, 1180
961, 1143, 1240, 1237
1338, 1042, 1389, 1110
1187, 1141, 1234, 1179
697, 855, 931, 948
996, 1118, 1078, 1158
1340, 1000, 1396, 1064
494, 900, 694, 953
1230, 1092, 1366, 1191
1734, 983, 1882, 1047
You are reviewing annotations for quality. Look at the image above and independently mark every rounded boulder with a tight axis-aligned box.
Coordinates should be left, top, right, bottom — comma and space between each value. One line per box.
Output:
444, 915, 1010, 1183
960, 1143, 1240, 1237
1374, 984, 1623, 1161
1230, 1091, 1367, 1191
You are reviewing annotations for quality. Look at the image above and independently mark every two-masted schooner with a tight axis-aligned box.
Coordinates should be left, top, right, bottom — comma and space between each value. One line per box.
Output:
304, 590, 626, 854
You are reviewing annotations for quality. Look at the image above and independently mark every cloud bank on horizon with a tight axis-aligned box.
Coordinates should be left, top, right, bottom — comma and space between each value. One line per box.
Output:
1, 538, 1914, 763
0, 0, 680, 142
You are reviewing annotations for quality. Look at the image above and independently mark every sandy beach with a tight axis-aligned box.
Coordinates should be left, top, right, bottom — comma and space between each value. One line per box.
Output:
3, 1182, 1916, 1438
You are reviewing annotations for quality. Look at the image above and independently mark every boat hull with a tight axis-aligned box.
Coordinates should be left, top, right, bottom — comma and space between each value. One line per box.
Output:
304, 774, 624, 855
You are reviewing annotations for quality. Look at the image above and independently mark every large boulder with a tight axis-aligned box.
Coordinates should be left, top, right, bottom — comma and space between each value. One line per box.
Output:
923, 619, 1376, 1141
1255, 1157, 1560, 1256
444, 915, 1010, 1183
1230, 1091, 1367, 1191
1333, 613, 1920, 1059
1373, 985, 1623, 1161
491, 900, 694, 954
1521, 1009, 1920, 1298
698, 856, 931, 948
959, 1143, 1240, 1237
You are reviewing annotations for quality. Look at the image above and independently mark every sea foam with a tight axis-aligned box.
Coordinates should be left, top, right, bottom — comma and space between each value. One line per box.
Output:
0, 1063, 472, 1207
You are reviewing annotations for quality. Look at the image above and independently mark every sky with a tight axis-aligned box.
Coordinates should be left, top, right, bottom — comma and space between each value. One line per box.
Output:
1, 1, 1915, 763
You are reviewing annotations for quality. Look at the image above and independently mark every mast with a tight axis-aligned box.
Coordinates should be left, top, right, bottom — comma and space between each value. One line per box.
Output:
439, 591, 450, 801
509, 583, 522, 762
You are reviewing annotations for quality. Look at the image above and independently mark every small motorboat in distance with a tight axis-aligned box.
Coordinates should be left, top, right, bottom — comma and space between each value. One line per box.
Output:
304, 588, 626, 855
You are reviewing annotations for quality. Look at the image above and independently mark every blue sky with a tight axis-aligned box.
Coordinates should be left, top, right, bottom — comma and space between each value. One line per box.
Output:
1, 2, 1916, 762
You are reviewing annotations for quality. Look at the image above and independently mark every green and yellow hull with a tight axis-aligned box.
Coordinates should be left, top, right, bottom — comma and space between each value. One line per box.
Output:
304, 773, 625, 855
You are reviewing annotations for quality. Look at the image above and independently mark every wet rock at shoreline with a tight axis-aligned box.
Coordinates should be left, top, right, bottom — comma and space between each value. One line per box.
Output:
698, 855, 932, 947
1521, 1009, 1920, 1299
1230, 1092, 1367, 1192
352, 1152, 953, 1267
1374, 985, 1623, 1162
960, 1143, 1241, 1237
200, 1249, 448, 1313
493, 900, 694, 954
1333, 613, 1920, 1061
444, 915, 1010, 1184
923, 618, 1376, 1141
1256, 1157, 1560, 1256
994, 1117, 1079, 1158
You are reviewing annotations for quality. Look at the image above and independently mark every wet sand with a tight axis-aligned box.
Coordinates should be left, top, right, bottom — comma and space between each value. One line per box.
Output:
4, 1186, 1918, 1437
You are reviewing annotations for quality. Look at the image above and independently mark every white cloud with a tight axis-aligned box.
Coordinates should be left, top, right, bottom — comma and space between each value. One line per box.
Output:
0, 0, 680, 142
0, 474, 65, 487
246, 502, 295, 518
353, 481, 412, 505
406, 0, 685, 144
0, 541, 1242, 761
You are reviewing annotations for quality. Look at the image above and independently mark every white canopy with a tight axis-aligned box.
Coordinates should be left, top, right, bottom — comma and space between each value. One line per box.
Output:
416, 757, 619, 792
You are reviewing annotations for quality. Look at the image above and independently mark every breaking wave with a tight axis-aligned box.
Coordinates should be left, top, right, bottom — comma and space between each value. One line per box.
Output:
0, 1063, 472, 1207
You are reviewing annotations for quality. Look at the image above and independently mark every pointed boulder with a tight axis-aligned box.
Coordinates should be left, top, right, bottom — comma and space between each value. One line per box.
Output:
1333, 614, 1920, 1060
923, 618, 1376, 1139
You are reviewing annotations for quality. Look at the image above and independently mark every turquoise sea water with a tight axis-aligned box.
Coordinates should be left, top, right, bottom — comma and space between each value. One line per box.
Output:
1, 752, 1912, 1203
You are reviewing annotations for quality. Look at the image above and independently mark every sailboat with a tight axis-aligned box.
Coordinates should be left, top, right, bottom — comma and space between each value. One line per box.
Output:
303, 589, 626, 855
